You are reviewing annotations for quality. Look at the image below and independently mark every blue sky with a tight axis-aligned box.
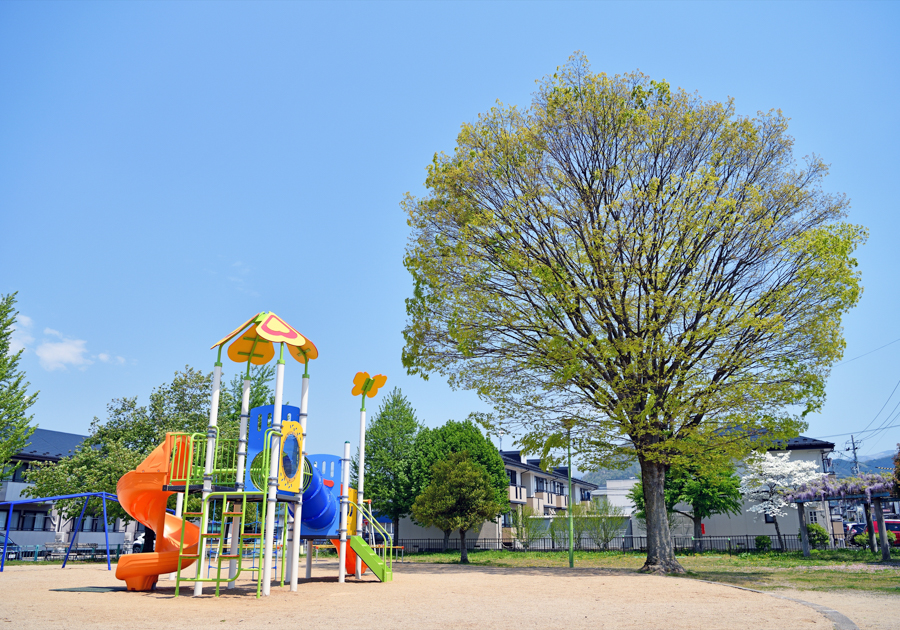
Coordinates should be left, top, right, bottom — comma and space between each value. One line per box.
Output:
2, 1, 898, 469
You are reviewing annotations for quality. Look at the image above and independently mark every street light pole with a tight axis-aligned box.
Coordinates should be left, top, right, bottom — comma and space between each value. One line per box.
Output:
567, 427, 574, 569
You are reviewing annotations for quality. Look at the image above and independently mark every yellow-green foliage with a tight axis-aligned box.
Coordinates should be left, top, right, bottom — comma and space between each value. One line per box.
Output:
402, 53, 866, 473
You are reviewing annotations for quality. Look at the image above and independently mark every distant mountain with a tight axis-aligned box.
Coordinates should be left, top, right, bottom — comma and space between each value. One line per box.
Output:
582, 461, 641, 486
832, 455, 896, 478
859, 450, 897, 462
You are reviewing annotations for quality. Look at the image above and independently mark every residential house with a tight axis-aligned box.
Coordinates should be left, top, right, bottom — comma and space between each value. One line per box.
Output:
591, 435, 838, 541
396, 449, 599, 541
0, 429, 139, 548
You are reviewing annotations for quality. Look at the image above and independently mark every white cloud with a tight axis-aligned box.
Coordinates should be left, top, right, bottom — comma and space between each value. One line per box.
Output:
9, 314, 34, 354
36, 336, 92, 371
44, 328, 62, 337
97, 353, 126, 365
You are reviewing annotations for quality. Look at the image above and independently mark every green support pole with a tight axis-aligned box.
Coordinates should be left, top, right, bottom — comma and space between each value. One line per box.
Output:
567, 428, 574, 569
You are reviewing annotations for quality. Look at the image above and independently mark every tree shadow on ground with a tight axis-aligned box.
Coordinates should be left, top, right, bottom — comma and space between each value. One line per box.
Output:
394, 562, 639, 578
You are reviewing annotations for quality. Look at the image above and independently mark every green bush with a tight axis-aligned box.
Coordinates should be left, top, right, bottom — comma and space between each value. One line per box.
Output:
755, 535, 772, 551
853, 533, 870, 548
797, 523, 830, 549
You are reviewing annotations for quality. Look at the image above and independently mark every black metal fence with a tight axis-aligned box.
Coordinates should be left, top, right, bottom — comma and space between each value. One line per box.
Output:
397, 533, 859, 554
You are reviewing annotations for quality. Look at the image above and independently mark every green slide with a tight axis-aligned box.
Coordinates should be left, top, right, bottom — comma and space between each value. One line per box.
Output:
348, 536, 393, 583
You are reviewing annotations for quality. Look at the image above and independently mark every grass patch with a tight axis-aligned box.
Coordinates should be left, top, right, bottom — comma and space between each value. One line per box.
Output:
404, 548, 900, 593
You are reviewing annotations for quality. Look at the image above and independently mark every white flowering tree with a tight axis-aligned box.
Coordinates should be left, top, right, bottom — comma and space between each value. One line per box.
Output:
740, 452, 823, 550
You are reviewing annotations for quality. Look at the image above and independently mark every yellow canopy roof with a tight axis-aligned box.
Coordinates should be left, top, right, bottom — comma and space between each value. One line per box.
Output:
212, 312, 318, 366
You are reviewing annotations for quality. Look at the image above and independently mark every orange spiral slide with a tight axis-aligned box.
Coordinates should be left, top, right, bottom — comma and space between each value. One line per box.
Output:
115, 440, 200, 591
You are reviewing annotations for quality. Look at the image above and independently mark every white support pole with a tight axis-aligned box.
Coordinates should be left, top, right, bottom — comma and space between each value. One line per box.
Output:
168, 492, 184, 580
262, 351, 285, 596
355, 406, 366, 579
338, 441, 350, 584
227, 376, 252, 588
290, 373, 309, 591
194, 362, 222, 597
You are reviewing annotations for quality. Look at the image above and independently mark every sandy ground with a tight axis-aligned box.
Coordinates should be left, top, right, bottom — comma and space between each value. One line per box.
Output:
775, 589, 900, 630
0, 560, 892, 629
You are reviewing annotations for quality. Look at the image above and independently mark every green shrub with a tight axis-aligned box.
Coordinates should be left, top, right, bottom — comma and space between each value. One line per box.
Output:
755, 535, 772, 551
853, 533, 870, 548
797, 523, 830, 549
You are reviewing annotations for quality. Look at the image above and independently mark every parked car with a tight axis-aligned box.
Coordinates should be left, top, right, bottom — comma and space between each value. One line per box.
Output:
844, 521, 863, 536
859, 520, 900, 546
132, 533, 145, 553
845, 522, 866, 542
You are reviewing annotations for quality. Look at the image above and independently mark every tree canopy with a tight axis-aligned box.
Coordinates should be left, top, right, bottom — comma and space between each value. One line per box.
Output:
409, 419, 509, 517
739, 451, 822, 550
401, 53, 865, 573
0, 292, 37, 476
411, 451, 503, 563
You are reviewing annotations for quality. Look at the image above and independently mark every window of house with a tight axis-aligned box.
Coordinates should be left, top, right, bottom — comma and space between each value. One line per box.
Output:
580, 489, 592, 501
501, 512, 512, 527
535, 477, 545, 492
808, 510, 819, 525
765, 514, 775, 524
18, 512, 37, 531
10, 462, 30, 483
507, 470, 517, 486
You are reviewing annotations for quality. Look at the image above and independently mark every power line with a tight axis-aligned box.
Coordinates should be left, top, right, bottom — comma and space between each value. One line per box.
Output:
834, 337, 900, 367
810, 423, 900, 439
857, 375, 900, 436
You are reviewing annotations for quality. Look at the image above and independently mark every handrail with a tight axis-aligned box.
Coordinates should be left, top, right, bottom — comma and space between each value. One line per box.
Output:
348, 500, 393, 575
166, 432, 207, 485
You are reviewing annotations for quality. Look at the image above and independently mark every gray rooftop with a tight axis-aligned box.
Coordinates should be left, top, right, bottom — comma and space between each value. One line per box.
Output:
15, 428, 87, 462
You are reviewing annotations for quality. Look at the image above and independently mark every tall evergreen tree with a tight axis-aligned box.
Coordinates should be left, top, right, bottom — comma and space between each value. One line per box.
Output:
354, 387, 421, 539
0, 292, 37, 477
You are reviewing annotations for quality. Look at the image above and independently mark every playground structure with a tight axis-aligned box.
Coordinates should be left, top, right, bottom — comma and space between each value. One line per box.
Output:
113, 311, 393, 596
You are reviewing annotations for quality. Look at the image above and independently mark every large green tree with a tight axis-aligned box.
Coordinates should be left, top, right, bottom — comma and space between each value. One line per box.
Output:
409, 419, 509, 515
0, 292, 37, 477
629, 460, 742, 552
401, 54, 865, 573
353, 387, 421, 539
411, 452, 503, 563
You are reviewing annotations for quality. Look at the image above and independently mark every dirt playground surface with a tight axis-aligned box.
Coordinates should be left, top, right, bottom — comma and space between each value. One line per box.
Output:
0, 560, 893, 629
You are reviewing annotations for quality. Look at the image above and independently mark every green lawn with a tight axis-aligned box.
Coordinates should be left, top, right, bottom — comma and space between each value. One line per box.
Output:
403, 549, 900, 594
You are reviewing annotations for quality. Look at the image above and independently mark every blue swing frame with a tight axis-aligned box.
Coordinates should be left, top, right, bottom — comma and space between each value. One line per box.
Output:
1, 492, 120, 572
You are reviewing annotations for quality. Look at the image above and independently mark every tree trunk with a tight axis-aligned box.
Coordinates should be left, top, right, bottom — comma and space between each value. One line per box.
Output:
874, 499, 891, 562
638, 458, 685, 574
863, 501, 876, 553
459, 528, 468, 564
798, 502, 810, 558
393, 517, 400, 544
142, 528, 156, 553
772, 516, 784, 551
442, 529, 450, 552
692, 515, 703, 554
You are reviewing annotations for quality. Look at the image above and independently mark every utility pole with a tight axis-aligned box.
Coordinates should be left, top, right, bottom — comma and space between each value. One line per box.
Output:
849, 435, 861, 476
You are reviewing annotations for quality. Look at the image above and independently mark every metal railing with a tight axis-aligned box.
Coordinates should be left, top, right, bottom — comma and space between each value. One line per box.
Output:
397, 533, 864, 553
3, 543, 132, 562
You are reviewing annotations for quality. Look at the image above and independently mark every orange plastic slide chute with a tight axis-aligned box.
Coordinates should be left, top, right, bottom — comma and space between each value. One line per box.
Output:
330, 538, 367, 576
115, 441, 200, 591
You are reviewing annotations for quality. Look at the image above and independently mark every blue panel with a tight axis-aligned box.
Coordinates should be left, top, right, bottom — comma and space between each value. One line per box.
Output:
243, 404, 300, 492
299, 453, 343, 538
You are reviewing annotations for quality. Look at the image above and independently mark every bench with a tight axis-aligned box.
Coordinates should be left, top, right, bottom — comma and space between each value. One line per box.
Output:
371, 544, 404, 562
